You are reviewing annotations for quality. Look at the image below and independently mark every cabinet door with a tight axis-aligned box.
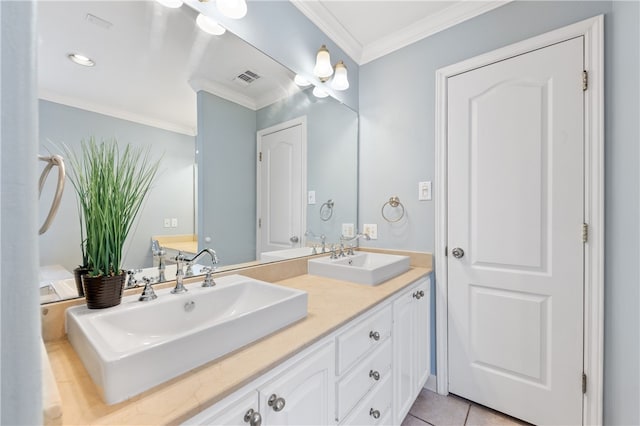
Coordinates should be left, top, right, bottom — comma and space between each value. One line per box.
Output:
183, 390, 259, 426
393, 286, 417, 423
415, 278, 430, 390
259, 342, 335, 425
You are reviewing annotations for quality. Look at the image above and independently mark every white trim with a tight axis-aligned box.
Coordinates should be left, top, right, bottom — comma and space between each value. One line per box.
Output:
434, 15, 604, 426
423, 374, 437, 393
256, 116, 308, 257
290, 1, 510, 66
360, 1, 510, 65
38, 90, 196, 136
190, 78, 258, 111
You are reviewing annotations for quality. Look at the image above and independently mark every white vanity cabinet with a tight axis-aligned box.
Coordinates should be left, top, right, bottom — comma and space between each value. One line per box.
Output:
393, 277, 430, 424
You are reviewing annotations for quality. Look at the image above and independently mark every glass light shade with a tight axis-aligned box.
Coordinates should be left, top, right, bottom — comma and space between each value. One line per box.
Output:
294, 75, 311, 87
68, 53, 95, 67
156, 0, 183, 8
313, 45, 333, 79
331, 61, 349, 91
312, 86, 329, 98
196, 14, 226, 36
216, 0, 248, 19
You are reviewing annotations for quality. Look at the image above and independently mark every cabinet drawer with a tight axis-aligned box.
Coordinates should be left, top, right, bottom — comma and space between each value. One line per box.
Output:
336, 304, 392, 375
340, 373, 392, 426
336, 338, 392, 421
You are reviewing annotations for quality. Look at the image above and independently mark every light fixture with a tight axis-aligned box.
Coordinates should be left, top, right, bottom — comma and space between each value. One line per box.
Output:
68, 53, 95, 67
294, 74, 312, 87
312, 86, 329, 98
196, 13, 226, 35
331, 61, 349, 91
313, 45, 333, 81
155, 0, 183, 8
216, 0, 248, 19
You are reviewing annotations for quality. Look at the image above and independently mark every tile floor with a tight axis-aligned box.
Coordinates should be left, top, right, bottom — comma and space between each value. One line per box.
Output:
402, 389, 531, 426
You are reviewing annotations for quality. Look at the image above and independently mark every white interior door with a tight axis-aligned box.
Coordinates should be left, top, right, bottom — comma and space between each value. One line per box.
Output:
447, 37, 584, 425
258, 121, 305, 254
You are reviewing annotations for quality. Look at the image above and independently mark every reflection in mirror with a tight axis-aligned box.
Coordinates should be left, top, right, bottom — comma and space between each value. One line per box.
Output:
37, 0, 358, 305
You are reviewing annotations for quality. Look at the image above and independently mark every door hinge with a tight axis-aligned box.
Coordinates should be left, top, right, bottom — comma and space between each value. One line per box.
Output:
258, 152, 262, 162
445, 246, 448, 257
582, 373, 587, 394
582, 223, 589, 243
582, 70, 588, 91
258, 218, 262, 228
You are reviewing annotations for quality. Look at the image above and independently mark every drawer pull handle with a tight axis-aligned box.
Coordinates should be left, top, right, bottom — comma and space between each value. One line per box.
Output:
369, 331, 380, 341
268, 393, 286, 412
370, 408, 381, 419
244, 409, 262, 426
369, 370, 380, 381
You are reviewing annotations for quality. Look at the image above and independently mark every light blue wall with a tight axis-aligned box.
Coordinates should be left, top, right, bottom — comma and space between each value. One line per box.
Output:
257, 89, 358, 244
185, 0, 359, 111
197, 91, 257, 266
39, 100, 195, 271
359, 1, 639, 424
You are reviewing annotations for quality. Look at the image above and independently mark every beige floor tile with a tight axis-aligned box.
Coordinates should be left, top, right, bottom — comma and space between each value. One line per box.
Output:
401, 413, 432, 426
409, 389, 470, 426
465, 404, 530, 426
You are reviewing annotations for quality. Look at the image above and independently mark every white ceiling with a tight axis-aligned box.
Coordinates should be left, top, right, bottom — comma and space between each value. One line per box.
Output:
290, 0, 511, 64
37, 1, 300, 136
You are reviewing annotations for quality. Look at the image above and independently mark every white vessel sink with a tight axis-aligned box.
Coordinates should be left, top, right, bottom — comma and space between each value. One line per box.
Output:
66, 274, 308, 404
260, 246, 318, 262
308, 252, 410, 285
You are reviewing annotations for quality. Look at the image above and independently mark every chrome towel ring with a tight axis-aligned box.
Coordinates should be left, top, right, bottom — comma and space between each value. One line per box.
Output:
38, 154, 66, 235
381, 196, 405, 223
320, 199, 334, 221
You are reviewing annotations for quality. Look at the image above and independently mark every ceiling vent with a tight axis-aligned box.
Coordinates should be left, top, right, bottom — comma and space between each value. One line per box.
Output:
233, 70, 261, 87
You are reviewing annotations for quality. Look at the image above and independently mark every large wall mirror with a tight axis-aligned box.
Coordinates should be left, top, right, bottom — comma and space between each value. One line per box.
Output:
38, 1, 358, 304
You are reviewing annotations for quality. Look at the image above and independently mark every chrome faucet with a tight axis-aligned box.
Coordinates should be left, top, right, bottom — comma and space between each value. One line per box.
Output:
341, 232, 371, 244
151, 239, 167, 282
305, 230, 327, 253
171, 249, 220, 294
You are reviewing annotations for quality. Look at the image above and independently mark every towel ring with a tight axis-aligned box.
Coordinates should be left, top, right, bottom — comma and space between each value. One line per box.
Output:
320, 199, 334, 221
38, 154, 66, 235
381, 196, 405, 223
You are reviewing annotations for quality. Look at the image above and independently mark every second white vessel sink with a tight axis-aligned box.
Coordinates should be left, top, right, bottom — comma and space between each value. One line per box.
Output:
66, 274, 308, 404
308, 252, 410, 285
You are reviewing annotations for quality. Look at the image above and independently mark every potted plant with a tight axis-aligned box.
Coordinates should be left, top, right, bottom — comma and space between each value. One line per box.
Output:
64, 137, 160, 309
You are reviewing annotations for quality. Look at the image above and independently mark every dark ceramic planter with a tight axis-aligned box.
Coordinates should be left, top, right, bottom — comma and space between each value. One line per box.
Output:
73, 266, 89, 297
82, 272, 126, 309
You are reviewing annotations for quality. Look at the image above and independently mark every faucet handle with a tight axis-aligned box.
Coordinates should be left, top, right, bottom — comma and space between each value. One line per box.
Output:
201, 267, 216, 287
139, 277, 157, 301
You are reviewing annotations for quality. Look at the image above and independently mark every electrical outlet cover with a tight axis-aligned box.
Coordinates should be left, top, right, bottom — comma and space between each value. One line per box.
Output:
342, 223, 355, 238
363, 224, 378, 240
163, 218, 171, 228
171, 218, 178, 228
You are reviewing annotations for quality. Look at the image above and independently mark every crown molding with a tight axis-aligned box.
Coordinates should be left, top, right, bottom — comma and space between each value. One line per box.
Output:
38, 89, 196, 136
290, 0, 511, 66
189, 78, 258, 111
360, 1, 511, 64
290, 0, 363, 63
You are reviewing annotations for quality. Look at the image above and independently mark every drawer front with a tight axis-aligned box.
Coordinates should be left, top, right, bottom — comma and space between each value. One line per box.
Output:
340, 373, 393, 426
336, 338, 392, 421
336, 304, 392, 375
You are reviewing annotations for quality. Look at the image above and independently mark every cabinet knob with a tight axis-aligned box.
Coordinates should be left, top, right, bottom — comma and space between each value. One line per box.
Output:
369, 370, 380, 381
369, 331, 380, 341
268, 393, 286, 412
244, 409, 262, 426
418, 290, 425, 298
369, 408, 381, 419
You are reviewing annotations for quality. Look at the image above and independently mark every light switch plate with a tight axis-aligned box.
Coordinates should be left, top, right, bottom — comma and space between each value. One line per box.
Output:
163, 218, 171, 228
363, 223, 378, 240
342, 223, 355, 238
308, 190, 316, 205
171, 218, 178, 228
418, 181, 432, 201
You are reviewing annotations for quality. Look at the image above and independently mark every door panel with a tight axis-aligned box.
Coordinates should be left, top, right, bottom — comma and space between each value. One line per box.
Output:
447, 37, 584, 425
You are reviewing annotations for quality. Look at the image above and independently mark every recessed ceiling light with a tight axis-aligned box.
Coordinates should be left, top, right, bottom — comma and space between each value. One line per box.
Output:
196, 13, 226, 36
68, 53, 95, 67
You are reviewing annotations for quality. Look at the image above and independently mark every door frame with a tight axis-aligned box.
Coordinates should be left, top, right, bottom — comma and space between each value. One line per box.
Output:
434, 16, 604, 425
256, 116, 308, 255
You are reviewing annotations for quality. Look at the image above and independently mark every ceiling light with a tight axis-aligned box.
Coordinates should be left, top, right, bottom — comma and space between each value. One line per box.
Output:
313, 45, 333, 81
196, 13, 226, 36
68, 53, 95, 67
312, 86, 329, 98
294, 75, 311, 87
156, 0, 183, 8
216, 0, 248, 19
331, 61, 349, 91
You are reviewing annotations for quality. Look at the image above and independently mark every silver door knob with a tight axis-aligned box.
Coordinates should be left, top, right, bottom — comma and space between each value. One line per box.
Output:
451, 247, 464, 259
290, 236, 299, 243
244, 409, 262, 426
